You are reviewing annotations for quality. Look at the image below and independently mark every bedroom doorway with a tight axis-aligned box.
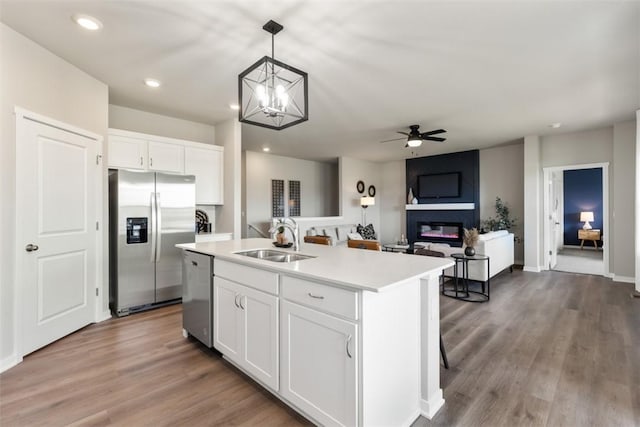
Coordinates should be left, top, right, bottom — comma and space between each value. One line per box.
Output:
543, 163, 609, 276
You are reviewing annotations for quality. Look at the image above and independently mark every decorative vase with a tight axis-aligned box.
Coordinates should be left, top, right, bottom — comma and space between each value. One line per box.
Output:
407, 188, 414, 204
464, 246, 475, 257
412, 197, 418, 205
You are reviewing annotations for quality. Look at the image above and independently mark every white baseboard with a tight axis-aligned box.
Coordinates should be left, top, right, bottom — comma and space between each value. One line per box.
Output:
96, 310, 112, 323
523, 265, 541, 273
420, 389, 445, 419
0, 353, 22, 374
612, 275, 635, 284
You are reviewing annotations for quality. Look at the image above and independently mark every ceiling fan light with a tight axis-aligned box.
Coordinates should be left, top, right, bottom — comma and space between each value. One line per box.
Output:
407, 137, 422, 147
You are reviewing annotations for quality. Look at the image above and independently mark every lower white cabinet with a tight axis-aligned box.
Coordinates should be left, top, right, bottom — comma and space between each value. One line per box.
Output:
280, 300, 358, 427
213, 276, 279, 391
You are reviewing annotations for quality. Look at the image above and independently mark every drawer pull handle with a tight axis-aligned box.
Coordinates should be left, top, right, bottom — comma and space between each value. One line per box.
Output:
239, 296, 245, 310
308, 292, 324, 300
346, 334, 353, 358
234, 294, 240, 308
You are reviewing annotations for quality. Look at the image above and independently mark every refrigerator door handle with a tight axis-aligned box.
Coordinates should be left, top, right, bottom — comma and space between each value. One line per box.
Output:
156, 192, 162, 262
150, 192, 157, 262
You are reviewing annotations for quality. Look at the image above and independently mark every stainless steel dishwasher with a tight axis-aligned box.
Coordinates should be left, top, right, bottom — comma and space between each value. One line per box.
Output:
182, 250, 213, 347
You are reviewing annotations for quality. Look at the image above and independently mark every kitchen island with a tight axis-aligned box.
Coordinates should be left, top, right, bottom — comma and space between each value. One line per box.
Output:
177, 238, 454, 427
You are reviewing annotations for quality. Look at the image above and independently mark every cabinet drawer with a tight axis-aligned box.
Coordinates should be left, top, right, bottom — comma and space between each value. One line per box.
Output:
281, 276, 358, 320
578, 229, 600, 240
215, 259, 278, 295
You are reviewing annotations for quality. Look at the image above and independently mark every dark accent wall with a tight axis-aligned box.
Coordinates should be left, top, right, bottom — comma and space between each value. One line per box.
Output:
406, 150, 480, 246
563, 168, 603, 246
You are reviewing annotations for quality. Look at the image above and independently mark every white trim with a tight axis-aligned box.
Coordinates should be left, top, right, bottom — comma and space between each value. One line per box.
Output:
542, 163, 610, 277
523, 266, 541, 273
96, 310, 112, 323
15, 107, 102, 141
420, 390, 445, 419
0, 354, 22, 374
406, 203, 475, 210
612, 275, 635, 284
636, 109, 640, 293
108, 127, 222, 150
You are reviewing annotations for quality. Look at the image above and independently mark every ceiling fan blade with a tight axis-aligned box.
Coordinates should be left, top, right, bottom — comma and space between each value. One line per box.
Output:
420, 129, 446, 137
379, 137, 406, 143
423, 136, 446, 142
397, 131, 410, 136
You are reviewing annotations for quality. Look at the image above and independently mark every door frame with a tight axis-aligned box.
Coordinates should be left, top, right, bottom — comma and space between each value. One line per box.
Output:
543, 162, 610, 276
14, 107, 104, 362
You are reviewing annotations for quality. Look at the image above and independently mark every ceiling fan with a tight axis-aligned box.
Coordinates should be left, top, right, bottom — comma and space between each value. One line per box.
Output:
380, 125, 447, 147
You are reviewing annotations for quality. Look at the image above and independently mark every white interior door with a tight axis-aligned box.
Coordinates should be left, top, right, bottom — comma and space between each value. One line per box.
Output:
549, 171, 563, 269
16, 114, 98, 356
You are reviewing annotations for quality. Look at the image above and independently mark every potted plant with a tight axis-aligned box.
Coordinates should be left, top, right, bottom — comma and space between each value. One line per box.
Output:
482, 197, 517, 232
463, 227, 479, 256
276, 226, 287, 245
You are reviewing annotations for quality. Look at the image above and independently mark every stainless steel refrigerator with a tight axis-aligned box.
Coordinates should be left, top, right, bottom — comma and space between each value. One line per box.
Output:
109, 169, 195, 316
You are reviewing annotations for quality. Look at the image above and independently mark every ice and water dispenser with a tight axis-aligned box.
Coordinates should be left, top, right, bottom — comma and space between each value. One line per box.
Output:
126, 217, 148, 244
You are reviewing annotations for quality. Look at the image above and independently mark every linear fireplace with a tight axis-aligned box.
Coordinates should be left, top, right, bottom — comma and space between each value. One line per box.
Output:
416, 221, 463, 245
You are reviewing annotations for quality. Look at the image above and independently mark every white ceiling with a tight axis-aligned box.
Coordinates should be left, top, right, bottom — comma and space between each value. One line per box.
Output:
1, 1, 639, 162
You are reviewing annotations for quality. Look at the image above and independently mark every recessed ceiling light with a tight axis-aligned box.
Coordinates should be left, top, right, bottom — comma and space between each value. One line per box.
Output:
549, 122, 562, 129
263, 147, 270, 152
144, 78, 161, 88
229, 104, 240, 110
72, 14, 102, 31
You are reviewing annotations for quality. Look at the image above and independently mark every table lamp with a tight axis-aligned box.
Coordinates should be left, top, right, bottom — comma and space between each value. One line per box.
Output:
580, 211, 594, 230
360, 196, 375, 225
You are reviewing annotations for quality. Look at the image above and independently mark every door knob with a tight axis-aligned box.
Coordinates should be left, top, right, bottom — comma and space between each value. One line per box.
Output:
25, 244, 39, 252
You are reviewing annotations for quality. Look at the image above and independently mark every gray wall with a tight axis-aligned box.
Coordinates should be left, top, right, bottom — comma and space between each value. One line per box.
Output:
244, 151, 338, 235
0, 23, 109, 367
612, 120, 636, 280
379, 160, 406, 244
339, 157, 381, 231
108, 105, 216, 145
521, 123, 637, 279
479, 143, 525, 264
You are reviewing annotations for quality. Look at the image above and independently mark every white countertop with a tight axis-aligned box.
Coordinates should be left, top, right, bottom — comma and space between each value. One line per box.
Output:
177, 238, 454, 293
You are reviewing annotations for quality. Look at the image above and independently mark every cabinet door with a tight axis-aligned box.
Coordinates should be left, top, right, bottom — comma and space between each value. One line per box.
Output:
241, 285, 279, 390
108, 135, 146, 169
185, 145, 224, 205
213, 277, 242, 362
281, 301, 357, 427
148, 140, 184, 173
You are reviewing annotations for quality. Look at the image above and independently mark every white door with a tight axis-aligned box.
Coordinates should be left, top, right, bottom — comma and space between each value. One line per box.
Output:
16, 115, 98, 356
281, 300, 357, 427
241, 285, 279, 391
549, 171, 563, 269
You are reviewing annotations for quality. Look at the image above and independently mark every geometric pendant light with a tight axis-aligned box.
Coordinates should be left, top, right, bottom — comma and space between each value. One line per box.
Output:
238, 20, 308, 130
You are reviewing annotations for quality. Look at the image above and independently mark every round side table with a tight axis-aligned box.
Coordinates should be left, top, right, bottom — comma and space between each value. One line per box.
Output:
443, 253, 490, 302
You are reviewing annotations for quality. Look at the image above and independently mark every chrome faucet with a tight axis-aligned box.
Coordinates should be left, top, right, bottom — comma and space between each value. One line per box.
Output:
269, 217, 300, 251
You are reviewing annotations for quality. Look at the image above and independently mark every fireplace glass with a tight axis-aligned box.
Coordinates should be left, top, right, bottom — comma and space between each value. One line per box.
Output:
417, 222, 463, 244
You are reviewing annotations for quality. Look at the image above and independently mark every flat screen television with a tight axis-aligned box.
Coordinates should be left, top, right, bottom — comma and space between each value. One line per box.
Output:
418, 172, 460, 198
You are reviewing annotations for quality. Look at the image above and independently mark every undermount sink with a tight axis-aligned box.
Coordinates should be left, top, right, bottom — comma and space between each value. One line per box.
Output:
234, 249, 316, 263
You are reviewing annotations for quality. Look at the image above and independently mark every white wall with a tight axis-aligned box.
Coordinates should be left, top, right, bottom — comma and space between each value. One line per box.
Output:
215, 119, 242, 238
479, 143, 525, 264
379, 160, 406, 244
339, 157, 381, 232
108, 105, 216, 145
523, 136, 542, 271
0, 23, 109, 369
244, 151, 338, 235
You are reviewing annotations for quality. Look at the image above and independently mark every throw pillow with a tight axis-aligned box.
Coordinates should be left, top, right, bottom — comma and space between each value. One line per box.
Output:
357, 224, 376, 240
347, 232, 363, 240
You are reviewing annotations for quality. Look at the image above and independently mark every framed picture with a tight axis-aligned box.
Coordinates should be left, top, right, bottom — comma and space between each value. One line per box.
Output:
272, 179, 285, 217
356, 180, 365, 194
288, 180, 301, 216
368, 185, 376, 197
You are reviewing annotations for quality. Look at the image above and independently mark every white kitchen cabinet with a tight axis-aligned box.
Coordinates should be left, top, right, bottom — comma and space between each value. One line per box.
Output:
184, 145, 224, 205
108, 134, 147, 170
280, 300, 357, 427
213, 276, 279, 391
148, 140, 184, 173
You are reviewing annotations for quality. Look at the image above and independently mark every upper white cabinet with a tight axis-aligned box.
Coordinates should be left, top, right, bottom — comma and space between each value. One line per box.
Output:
108, 134, 147, 170
148, 140, 184, 173
184, 144, 224, 205
108, 129, 224, 205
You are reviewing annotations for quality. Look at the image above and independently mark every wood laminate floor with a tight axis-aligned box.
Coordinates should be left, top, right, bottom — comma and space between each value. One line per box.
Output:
1, 270, 638, 426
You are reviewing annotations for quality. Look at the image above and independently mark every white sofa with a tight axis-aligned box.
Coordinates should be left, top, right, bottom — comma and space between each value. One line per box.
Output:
415, 230, 514, 282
